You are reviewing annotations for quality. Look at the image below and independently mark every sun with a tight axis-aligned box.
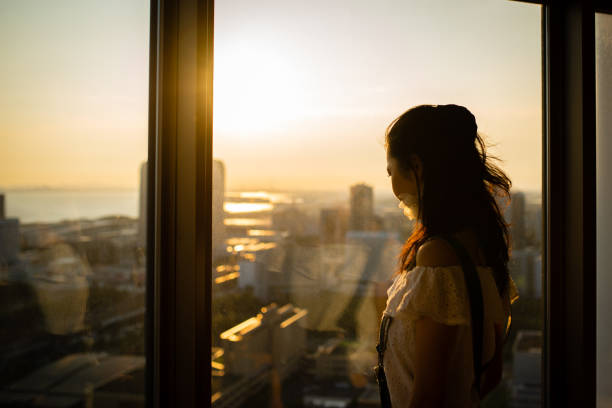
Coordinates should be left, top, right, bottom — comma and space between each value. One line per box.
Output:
213, 44, 309, 134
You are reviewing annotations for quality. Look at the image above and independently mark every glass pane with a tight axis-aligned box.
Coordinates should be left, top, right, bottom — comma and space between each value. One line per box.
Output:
0, 1, 150, 407
212, 1, 543, 407
597, 12, 612, 408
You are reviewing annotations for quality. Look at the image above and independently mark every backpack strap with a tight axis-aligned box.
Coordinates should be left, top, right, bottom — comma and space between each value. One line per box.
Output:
374, 313, 394, 408
438, 234, 485, 396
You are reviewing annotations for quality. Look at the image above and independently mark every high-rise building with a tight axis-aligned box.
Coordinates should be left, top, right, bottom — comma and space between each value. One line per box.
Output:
138, 162, 147, 248
212, 159, 226, 261
272, 206, 310, 236
509, 247, 540, 299
511, 191, 527, 249
138, 159, 226, 258
349, 183, 373, 231
319, 207, 348, 244
0, 194, 19, 265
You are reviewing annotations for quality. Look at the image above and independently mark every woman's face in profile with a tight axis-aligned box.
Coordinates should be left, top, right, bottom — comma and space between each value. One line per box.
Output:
386, 151, 419, 200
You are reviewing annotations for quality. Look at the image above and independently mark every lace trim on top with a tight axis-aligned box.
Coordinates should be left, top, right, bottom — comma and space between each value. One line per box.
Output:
385, 265, 519, 326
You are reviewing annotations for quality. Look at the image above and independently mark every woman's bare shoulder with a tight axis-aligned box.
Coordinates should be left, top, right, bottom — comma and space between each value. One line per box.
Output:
416, 238, 460, 267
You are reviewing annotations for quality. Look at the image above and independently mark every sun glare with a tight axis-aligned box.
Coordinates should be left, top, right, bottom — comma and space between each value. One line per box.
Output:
213, 45, 309, 134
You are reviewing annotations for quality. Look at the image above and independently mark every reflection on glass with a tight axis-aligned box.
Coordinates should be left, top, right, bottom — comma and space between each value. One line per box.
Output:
596, 12, 612, 408
212, 0, 542, 407
0, 1, 149, 406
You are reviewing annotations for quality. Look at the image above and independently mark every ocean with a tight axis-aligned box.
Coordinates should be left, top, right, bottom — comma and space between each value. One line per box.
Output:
3, 190, 139, 224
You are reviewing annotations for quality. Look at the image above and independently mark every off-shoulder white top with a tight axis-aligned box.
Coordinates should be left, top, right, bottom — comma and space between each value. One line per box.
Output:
382, 265, 519, 408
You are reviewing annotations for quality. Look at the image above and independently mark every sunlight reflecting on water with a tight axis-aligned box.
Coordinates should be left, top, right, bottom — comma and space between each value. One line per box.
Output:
224, 218, 271, 227
224, 202, 273, 214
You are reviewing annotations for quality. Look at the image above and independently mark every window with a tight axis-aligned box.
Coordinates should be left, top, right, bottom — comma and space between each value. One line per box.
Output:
3, 1, 607, 407
211, 1, 543, 407
0, 1, 150, 406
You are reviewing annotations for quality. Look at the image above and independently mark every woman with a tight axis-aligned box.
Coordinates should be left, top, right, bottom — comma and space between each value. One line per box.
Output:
377, 104, 519, 408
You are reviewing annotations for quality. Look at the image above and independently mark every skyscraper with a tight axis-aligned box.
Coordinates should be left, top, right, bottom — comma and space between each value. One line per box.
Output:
212, 159, 226, 261
320, 208, 348, 244
511, 191, 527, 249
138, 162, 147, 248
137, 160, 226, 259
349, 183, 373, 231
0, 194, 20, 265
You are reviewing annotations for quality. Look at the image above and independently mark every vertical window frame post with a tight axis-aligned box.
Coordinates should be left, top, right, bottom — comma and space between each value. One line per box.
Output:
544, 0, 597, 407
148, 0, 214, 407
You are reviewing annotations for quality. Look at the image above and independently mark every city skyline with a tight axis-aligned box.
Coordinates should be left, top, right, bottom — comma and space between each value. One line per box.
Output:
0, 156, 543, 225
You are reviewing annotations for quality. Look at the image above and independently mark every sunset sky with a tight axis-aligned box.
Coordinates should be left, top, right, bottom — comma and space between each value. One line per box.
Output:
0, 0, 542, 193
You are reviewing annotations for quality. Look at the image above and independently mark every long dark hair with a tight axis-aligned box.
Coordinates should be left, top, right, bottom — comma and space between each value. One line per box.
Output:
385, 104, 512, 296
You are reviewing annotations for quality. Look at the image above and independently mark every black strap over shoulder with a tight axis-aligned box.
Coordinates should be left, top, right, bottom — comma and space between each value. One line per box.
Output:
438, 234, 485, 396
374, 313, 394, 408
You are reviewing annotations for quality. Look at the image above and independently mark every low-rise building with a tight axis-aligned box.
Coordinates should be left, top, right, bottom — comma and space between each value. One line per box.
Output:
214, 303, 308, 408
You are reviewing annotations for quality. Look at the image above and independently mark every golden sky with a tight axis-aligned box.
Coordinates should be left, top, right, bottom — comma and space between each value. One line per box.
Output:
0, 0, 542, 192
